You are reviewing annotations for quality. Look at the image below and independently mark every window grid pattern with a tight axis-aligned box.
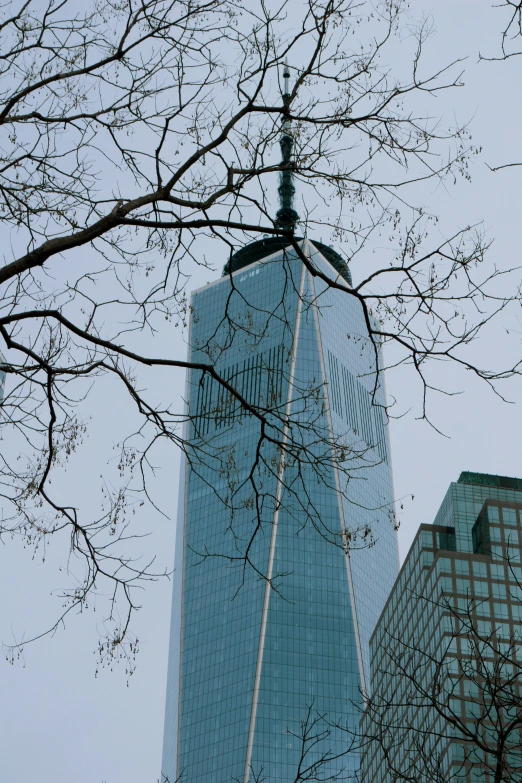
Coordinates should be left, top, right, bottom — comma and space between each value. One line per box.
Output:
326, 349, 388, 464
194, 344, 287, 436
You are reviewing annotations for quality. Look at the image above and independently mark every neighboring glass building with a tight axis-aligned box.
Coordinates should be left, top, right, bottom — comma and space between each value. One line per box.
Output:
361, 472, 522, 783
161, 236, 399, 783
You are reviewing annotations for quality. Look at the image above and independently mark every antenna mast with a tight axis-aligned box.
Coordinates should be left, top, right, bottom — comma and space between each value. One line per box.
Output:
275, 63, 299, 232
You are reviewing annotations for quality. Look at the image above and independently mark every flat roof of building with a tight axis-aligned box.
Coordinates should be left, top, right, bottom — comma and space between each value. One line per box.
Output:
458, 471, 522, 492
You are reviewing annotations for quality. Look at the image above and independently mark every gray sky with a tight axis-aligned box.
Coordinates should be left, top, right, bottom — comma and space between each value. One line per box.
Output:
2, 1, 522, 781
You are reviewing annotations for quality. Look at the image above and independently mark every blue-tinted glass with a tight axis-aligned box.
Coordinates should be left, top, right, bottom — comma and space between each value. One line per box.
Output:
162, 242, 399, 783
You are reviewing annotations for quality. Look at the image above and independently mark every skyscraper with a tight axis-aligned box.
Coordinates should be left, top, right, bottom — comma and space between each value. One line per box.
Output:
361, 472, 522, 783
161, 70, 399, 783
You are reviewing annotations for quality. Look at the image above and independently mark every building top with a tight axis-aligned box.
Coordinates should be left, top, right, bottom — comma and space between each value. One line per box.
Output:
458, 471, 522, 492
370, 470, 522, 646
221, 236, 352, 285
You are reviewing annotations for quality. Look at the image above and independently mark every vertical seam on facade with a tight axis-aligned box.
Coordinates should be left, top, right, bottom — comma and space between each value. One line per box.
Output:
174, 320, 193, 782
380, 369, 401, 570
309, 263, 367, 695
175, 445, 189, 781
242, 260, 307, 783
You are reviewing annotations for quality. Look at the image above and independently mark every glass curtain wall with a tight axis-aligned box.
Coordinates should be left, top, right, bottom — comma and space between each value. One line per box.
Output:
161, 240, 399, 783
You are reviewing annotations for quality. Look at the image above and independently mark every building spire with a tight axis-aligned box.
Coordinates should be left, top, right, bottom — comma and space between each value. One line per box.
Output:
275, 63, 299, 232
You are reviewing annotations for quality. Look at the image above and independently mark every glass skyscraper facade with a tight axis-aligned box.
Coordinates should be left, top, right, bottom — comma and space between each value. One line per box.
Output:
161, 238, 399, 783
361, 472, 522, 783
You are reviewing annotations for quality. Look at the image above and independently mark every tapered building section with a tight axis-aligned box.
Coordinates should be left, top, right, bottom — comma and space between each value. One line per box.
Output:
161, 237, 399, 783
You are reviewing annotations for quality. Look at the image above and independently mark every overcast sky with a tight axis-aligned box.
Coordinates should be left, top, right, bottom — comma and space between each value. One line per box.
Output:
2, 1, 522, 781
